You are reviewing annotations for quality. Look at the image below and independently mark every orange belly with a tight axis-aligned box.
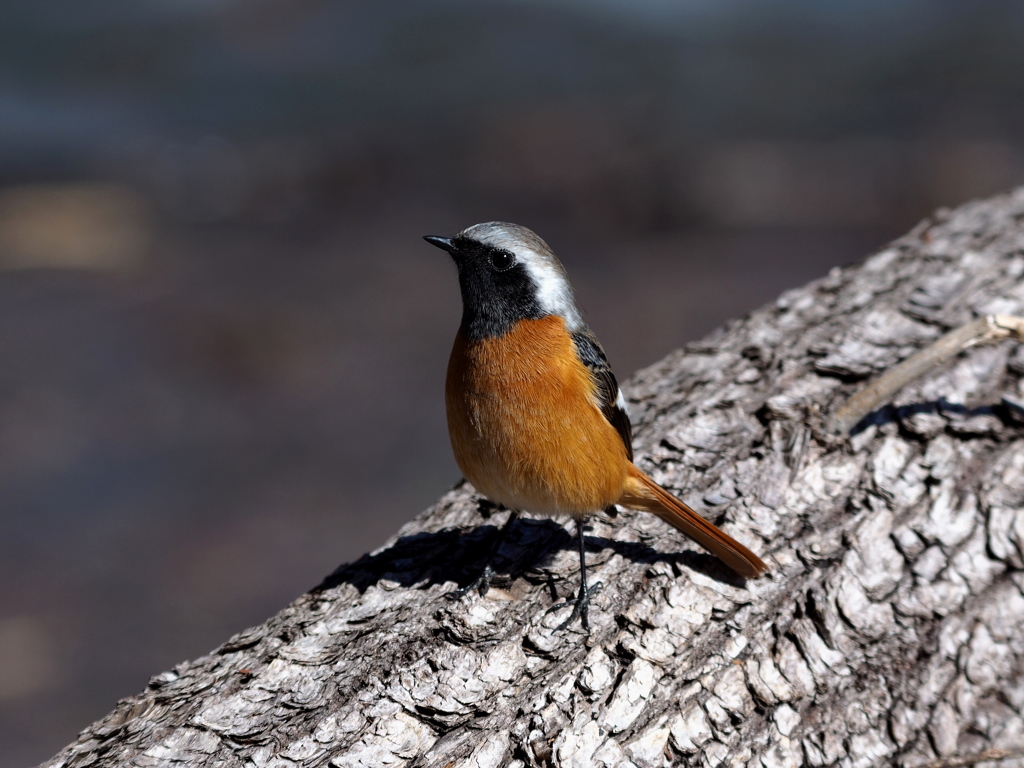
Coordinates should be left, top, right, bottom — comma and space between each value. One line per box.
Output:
446, 316, 629, 517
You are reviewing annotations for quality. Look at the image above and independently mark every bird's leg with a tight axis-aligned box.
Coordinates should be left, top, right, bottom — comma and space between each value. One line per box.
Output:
449, 510, 520, 599
548, 517, 602, 632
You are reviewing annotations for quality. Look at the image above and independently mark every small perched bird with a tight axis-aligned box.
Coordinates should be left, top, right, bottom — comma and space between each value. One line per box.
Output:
426, 222, 767, 630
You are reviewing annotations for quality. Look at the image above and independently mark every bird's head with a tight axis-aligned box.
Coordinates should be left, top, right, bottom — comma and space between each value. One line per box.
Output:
424, 221, 582, 340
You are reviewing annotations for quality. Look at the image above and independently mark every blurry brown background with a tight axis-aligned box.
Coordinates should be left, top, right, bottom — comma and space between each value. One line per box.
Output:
3, 1, 1024, 764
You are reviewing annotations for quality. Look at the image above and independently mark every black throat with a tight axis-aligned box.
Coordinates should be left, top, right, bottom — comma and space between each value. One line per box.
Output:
452, 239, 545, 340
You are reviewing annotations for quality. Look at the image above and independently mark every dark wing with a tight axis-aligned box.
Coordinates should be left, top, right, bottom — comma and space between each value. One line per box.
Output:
572, 329, 633, 461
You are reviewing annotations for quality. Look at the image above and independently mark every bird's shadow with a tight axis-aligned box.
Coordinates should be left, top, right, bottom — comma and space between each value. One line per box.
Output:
313, 515, 748, 597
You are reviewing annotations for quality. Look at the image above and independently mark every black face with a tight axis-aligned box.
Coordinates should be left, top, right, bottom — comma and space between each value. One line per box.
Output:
426, 235, 543, 340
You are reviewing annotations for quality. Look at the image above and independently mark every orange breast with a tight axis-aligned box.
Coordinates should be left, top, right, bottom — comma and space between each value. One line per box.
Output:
445, 316, 629, 517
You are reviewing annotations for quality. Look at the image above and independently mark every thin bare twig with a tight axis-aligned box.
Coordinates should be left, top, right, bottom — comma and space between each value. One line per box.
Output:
829, 314, 1024, 434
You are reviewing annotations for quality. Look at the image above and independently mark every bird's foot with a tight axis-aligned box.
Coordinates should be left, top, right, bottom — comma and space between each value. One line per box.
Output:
447, 564, 495, 600
547, 580, 603, 632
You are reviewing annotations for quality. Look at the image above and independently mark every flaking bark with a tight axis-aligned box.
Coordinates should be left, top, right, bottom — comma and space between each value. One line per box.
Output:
43, 188, 1024, 768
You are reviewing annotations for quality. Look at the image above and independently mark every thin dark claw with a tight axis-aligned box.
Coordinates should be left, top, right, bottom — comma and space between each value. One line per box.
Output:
447, 511, 519, 601
548, 581, 603, 632
447, 564, 495, 599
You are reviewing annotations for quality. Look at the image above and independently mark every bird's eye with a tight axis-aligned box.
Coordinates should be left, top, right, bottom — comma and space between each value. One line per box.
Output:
489, 251, 515, 271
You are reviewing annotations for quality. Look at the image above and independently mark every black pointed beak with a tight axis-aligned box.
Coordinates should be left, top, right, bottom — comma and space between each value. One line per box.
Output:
423, 235, 457, 254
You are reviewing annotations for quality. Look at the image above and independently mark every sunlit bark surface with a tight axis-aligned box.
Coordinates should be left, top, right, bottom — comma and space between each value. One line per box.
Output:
43, 189, 1024, 768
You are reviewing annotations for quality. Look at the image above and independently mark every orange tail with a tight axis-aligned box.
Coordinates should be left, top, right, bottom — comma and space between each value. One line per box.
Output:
618, 466, 768, 578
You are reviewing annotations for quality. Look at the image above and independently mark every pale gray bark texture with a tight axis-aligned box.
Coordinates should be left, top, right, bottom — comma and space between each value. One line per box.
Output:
44, 189, 1024, 768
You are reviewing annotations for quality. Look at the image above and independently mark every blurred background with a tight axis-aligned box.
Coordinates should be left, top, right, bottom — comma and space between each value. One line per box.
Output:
3, 0, 1024, 763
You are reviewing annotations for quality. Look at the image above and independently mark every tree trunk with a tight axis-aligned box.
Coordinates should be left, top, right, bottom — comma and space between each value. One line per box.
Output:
44, 189, 1024, 768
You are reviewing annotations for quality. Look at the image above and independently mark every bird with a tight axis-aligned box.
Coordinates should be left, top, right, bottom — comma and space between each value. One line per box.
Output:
425, 222, 767, 630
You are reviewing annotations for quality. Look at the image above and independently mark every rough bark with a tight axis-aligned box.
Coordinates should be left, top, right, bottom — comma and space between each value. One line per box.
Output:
43, 189, 1024, 768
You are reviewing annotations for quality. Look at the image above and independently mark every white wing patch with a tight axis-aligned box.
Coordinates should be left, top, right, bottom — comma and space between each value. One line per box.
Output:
615, 388, 629, 415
